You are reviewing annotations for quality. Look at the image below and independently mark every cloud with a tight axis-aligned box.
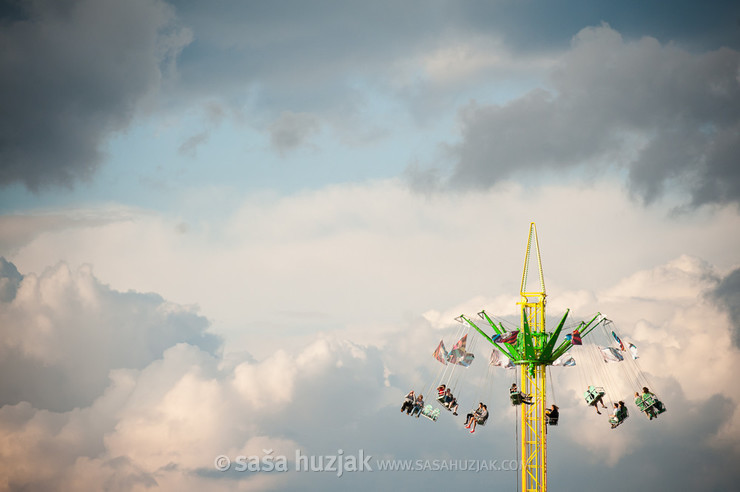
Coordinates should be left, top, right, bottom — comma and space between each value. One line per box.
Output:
0, 0, 192, 190
177, 131, 209, 157
3, 2, 738, 191
453, 0, 740, 53
1, 182, 738, 490
441, 24, 740, 208
0, 258, 220, 412
714, 267, 740, 348
2, 3, 740, 489
170, 1, 740, 113
1, 248, 740, 490
0, 208, 137, 255
268, 111, 321, 155
0, 257, 22, 302
172, 1, 444, 101
177, 100, 227, 157
0, 333, 390, 490
5, 181, 740, 355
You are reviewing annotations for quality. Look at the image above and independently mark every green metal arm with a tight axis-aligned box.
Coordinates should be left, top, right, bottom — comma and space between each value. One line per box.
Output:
478, 310, 505, 336
459, 314, 519, 362
549, 312, 604, 361
540, 309, 570, 361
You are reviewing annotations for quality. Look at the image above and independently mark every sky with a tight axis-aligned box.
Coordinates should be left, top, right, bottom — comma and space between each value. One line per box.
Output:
1, 0, 740, 490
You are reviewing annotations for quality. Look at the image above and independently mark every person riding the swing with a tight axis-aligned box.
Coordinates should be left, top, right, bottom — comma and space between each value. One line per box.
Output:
464, 402, 485, 428
444, 389, 459, 415
636, 387, 664, 420
464, 402, 488, 433
410, 394, 424, 418
510, 383, 533, 405
586, 385, 608, 415
545, 404, 559, 425
401, 390, 415, 414
436, 384, 446, 401
609, 401, 628, 428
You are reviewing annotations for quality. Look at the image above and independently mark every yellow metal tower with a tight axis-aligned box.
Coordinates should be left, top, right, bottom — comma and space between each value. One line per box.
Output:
461, 223, 608, 492
518, 222, 547, 492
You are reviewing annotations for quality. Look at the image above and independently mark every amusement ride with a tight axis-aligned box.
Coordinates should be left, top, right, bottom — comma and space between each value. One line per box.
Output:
401, 223, 666, 492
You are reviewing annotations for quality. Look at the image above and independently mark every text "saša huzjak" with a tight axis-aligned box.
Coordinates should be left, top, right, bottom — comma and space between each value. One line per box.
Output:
214, 449, 372, 477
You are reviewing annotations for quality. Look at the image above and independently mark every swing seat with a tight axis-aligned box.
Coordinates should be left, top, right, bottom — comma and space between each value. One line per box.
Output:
510, 391, 523, 405
436, 395, 456, 411
609, 408, 629, 428
475, 414, 489, 426
421, 404, 440, 421
436, 393, 452, 407
546, 415, 559, 426
635, 394, 666, 419
654, 400, 666, 415
584, 386, 606, 405
435, 400, 453, 412
634, 393, 655, 410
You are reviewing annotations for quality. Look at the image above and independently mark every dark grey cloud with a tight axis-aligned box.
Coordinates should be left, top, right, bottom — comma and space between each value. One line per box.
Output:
0, 257, 22, 301
170, 0, 740, 99
168, 0, 449, 114
3, 0, 738, 191
715, 267, 740, 348
268, 111, 320, 155
0, 0, 191, 190
0, 258, 221, 412
443, 25, 740, 208
455, 0, 740, 53
164, 0, 740, 121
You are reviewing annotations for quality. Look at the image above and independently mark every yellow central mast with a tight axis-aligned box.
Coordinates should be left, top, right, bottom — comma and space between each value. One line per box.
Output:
519, 222, 547, 492
460, 223, 607, 492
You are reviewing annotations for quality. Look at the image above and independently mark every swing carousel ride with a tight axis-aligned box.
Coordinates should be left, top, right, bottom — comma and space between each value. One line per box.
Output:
400, 223, 666, 492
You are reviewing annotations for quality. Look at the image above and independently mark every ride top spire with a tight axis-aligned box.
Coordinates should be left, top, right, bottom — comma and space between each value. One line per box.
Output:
521, 222, 546, 299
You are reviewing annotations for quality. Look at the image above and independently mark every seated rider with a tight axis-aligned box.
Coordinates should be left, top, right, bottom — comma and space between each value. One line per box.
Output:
545, 404, 559, 424
467, 404, 488, 433
464, 402, 485, 428
587, 386, 607, 415
638, 387, 659, 419
437, 384, 447, 400
608, 402, 619, 424
411, 394, 424, 418
401, 390, 415, 414
645, 386, 666, 413
609, 401, 627, 428
609, 402, 618, 416
443, 388, 453, 404
510, 383, 533, 405
444, 389, 459, 415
